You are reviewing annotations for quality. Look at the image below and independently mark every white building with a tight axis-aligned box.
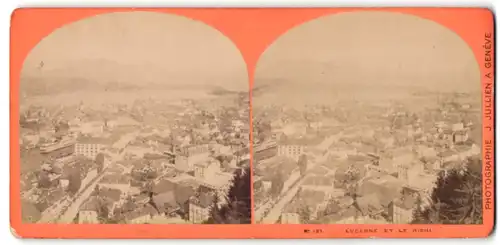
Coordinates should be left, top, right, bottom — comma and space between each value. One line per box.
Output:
277, 143, 306, 161
74, 136, 108, 159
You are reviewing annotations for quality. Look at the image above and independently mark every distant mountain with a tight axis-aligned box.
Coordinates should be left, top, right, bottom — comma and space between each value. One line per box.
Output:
20, 75, 94, 97
210, 86, 240, 96
23, 58, 158, 85
252, 78, 289, 97
20, 58, 242, 96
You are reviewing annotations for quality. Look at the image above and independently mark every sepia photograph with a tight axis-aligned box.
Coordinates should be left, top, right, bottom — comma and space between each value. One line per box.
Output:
19, 11, 251, 225
252, 12, 483, 225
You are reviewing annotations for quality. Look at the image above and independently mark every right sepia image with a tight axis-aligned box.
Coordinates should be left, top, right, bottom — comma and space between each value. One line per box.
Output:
252, 12, 482, 225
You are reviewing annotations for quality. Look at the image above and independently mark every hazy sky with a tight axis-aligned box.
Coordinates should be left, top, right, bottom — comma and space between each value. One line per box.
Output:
255, 11, 481, 93
22, 11, 248, 91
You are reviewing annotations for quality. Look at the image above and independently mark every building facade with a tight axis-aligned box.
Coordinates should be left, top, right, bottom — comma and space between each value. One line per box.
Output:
278, 145, 305, 161
74, 143, 104, 159
78, 210, 99, 224
189, 202, 210, 224
391, 203, 414, 224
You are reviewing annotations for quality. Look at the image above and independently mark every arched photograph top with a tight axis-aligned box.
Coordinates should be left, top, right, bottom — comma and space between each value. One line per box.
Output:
19, 11, 251, 225
252, 12, 483, 225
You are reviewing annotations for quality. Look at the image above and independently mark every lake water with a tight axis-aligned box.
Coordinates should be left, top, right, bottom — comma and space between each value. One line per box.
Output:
22, 89, 216, 107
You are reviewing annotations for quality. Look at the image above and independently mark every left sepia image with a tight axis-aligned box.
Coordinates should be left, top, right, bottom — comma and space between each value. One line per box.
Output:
19, 12, 251, 225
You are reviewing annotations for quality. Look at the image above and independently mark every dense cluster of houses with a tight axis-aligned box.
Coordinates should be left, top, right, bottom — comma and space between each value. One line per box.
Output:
20, 94, 250, 224
253, 95, 481, 224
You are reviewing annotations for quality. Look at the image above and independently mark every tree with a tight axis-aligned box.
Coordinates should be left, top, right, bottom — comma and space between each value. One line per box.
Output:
37, 171, 52, 189
321, 199, 341, 217
298, 154, 308, 176
203, 194, 223, 224
67, 171, 82, 196
215, 155, 227, 164
95, 197, 111, 224
140, 180, 160, 212
298, 203, 312, 224
342, 165, 363, 219
270, 171, 285, 198
412, 158, 482, 224
95, 153, 105, 173
92, 184, 100, 196
256, 121, 272, 142
205, 167, 251, 224
221, 160, 232, 172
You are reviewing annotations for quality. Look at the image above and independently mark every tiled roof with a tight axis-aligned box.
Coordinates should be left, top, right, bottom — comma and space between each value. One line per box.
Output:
438, 150, 457, 158
320, 205, 362, 223
153, 179, 176, 194
302, 175, 334, 187
76, 136, 111, 145
357, 193, 383, 215
420, 156, 439, 163
360, 176, 403, 206
347, 154, 372, 162
80, 196, 113, 212
21, 200, 41, 223
278, 136, 323, 146
283, 200, 303, 214
454, 145, 471, 153
152, 191, 177, 210
100, 173, 130, 184
99, 188, 122, 202
189, 192, 214, 208
298, 189, 326, 207
393, 194, 418, 210
143, 153, 169, 160
125, 204, 158, 221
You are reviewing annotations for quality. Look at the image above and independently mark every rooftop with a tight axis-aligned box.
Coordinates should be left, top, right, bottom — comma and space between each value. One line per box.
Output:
302, 175, 334, 187
298, 189, 327, 207
152, 191, 177, 211
189, 192, 214, 208
278, 136, 323, 146
98, 188, 122, 202
125, 204, 159, 221
80, 196, 112, 212
76, 136, 113, 145
153, 179, 176, 194
357, 193, 383, 215
393, 194, 418, 210
202, 171, 234, 189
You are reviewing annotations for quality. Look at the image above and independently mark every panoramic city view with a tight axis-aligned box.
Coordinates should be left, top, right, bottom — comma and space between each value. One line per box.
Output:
17, 10, 485, 227
19, 12, 251, 224
252, 12, 483, 225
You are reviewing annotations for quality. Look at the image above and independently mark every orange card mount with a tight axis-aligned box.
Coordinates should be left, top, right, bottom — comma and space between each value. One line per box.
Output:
10, 8, 495, 238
